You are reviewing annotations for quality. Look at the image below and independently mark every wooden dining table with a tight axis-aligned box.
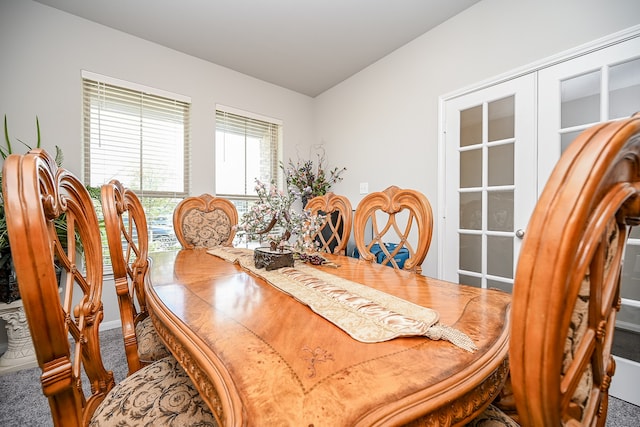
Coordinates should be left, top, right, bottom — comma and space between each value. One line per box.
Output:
146, 248, 511, 427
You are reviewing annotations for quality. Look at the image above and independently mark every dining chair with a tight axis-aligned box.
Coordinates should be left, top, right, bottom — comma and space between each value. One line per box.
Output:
101, 179, 171, 375
469, 114, 640, 426
2, 149, 216, 427
173, 193, 238, 249
305, 192, 353, 255
353, 185, 433, 274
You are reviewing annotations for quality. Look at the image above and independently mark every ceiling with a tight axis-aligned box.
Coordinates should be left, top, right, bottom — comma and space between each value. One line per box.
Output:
35, 0, 480, 97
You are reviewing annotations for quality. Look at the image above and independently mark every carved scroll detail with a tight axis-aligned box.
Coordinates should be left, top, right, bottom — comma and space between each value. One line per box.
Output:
404, 357, 510, 426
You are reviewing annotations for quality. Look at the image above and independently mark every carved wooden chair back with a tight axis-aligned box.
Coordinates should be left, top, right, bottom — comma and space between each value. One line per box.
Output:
173, 193, 238, 249
511, 114, 640, 426
3, 150, 216, 426
305, 192, 353, 255
101, 179, 169, 375
2, 149, 113, 425
470, 114, 640, 427
353, 185, 433, 274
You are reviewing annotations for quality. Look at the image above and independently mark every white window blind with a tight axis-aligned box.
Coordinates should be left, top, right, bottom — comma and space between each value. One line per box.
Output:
82, 76, 190, 198
215, 108, 281, 199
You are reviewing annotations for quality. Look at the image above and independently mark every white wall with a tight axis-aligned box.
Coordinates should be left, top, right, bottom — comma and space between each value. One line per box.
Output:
0, 0, 315, 342
314, 0, 640, 277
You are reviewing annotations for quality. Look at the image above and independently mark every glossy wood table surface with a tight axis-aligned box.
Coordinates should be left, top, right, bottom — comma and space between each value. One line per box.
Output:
147, 249, 511, 427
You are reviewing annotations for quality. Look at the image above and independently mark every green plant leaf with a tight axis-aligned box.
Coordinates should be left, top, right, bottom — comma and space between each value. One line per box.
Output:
2, 115, 13, 159
36, 116, 41, 148
54, 145, 64, 167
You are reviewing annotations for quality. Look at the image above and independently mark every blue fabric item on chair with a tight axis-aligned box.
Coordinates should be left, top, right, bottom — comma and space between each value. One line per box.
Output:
354, 243, 410, 269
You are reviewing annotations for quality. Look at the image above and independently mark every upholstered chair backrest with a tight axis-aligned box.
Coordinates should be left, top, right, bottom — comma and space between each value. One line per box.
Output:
173, 194, 238, 249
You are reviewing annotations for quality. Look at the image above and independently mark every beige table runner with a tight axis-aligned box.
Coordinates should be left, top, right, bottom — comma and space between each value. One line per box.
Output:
208, 247, 477, 352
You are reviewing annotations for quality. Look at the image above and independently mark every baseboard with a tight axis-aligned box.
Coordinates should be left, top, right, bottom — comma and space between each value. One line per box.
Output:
99, 319, 122, 332
610, 356, 640, 406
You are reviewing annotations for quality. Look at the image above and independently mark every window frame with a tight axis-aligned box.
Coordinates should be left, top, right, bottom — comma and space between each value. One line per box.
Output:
82, 70, 191, 199
214, 104, 283, 203
81, 71, 190, 258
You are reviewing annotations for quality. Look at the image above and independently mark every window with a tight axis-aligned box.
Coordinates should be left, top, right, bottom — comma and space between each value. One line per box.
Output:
82, 71, 190, 252
215, 107, 282, 217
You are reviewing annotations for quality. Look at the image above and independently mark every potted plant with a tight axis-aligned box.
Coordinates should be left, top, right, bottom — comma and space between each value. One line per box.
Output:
0, 115, 65, 303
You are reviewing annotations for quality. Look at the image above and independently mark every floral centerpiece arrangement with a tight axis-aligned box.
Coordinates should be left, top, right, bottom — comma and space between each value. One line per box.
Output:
281, 151, 346, 205
235, 179, 325, 254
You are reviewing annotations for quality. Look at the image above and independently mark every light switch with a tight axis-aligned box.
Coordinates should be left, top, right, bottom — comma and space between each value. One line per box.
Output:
359, 182, 368, 194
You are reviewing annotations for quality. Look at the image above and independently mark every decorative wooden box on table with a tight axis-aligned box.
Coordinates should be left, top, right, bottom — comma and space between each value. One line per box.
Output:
253, 247, 294, 271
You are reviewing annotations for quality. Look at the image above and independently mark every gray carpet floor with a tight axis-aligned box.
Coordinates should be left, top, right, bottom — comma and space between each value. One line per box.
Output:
0, 327, 638, 426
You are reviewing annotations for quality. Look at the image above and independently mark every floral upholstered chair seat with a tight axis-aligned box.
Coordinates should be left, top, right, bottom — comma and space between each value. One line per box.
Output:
90, 356, 217, 426
135, 316, 171, 363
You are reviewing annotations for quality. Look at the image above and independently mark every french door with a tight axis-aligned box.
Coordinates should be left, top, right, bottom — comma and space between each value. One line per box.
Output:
442, 74, 536, 291
537, 36, 640, 406
441, 32, 640, 405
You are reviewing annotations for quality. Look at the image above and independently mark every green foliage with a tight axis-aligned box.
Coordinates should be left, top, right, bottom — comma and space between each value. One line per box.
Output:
1, 115, 41, 160
281, 151, 346, 200
0, 115, 45, 259
0, 115, 93, 268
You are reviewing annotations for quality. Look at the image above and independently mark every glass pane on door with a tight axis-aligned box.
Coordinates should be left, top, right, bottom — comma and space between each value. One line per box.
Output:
609, 57, 640, 120
460, 149, 482, 188
459, 234, 481, 274
488, 144, 514, 186
460, 105, 482, 147
460, 192, 482, 230
560, 70, 601, 128
558, 58, 640, 375
488, 96, 514, 141
488, 191, 513, 232
487, 236, 513, 278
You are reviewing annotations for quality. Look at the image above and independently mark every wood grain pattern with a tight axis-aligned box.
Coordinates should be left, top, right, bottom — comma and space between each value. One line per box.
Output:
147, 249, 511, 426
